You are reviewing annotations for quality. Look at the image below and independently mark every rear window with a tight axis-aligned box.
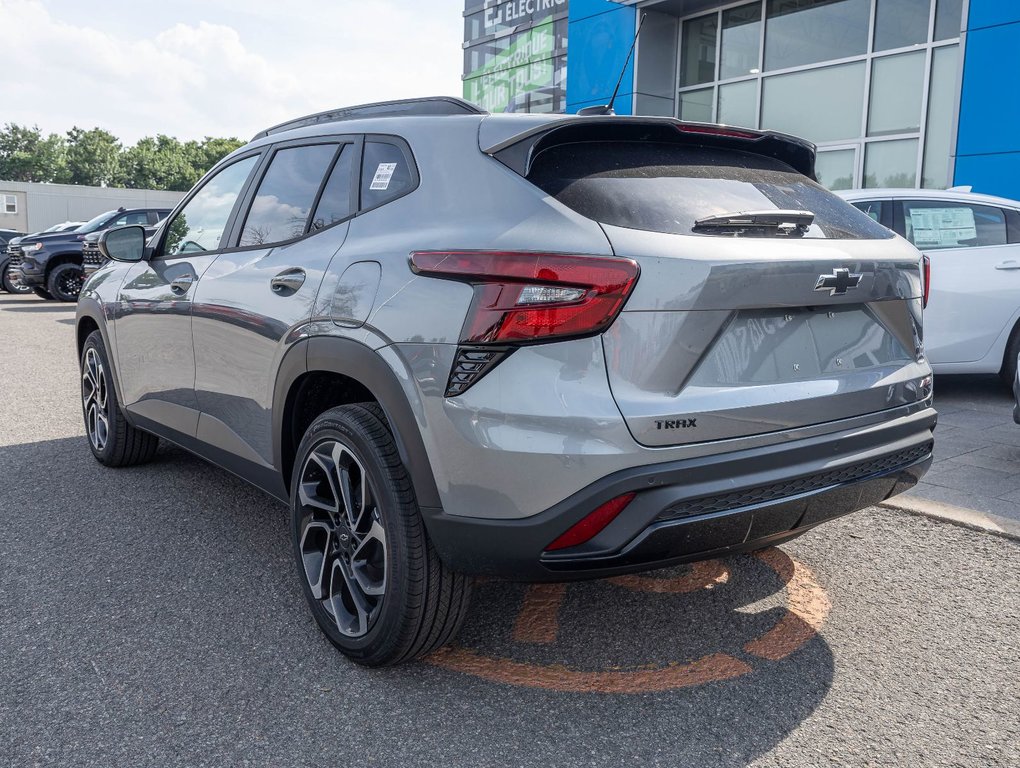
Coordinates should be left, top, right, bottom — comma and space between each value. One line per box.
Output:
526, 142, 892, 240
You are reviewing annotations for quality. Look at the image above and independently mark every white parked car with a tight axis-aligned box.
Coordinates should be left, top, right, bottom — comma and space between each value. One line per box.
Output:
838, 188, 1020, 383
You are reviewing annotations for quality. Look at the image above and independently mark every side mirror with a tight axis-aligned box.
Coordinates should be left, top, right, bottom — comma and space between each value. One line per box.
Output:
99, 225, 146, 263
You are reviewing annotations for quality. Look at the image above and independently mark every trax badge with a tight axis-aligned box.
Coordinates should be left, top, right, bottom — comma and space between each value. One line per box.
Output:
815, 267, 862, 296
655, 419, 697, 430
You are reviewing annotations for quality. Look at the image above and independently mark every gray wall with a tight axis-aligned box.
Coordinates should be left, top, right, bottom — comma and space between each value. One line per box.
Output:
0, 180, 184, 233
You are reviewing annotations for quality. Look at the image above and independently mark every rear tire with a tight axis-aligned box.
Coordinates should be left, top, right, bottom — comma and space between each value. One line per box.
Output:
32, 287, 54, 300
80, 331, 159, 467
1, 263, 31, 294
291, 403, 472, 666
48, 262, 85, 302
1000, 327, 1020, 388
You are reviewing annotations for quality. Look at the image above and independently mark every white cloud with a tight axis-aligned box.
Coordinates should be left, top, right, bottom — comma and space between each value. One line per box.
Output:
0, 0, 464, 144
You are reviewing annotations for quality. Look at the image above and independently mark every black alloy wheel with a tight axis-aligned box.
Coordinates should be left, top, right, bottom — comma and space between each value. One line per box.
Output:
48, 263, 86, 302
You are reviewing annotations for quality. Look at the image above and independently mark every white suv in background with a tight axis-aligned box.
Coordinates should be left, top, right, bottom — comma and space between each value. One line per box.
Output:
839, 188, 1020, 383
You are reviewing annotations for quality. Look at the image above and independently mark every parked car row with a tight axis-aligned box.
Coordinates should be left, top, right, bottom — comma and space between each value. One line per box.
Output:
1, 208, 170, 301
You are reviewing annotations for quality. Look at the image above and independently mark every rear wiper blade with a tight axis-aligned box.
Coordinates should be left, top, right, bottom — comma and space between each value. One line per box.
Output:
693, 209, 814, 236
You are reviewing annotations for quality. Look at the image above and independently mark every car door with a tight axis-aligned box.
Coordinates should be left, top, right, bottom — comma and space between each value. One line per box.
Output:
114, 153, 261, 437
191, 139, 360, 471
895, 198, 1017, 365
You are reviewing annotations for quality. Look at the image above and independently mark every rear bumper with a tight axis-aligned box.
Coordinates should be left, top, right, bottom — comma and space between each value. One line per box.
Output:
423, 405, 936, 581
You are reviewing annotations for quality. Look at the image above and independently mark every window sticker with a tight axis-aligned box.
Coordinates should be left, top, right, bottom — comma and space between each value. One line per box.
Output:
909, 206, 977, 248
370, 162, 398, 191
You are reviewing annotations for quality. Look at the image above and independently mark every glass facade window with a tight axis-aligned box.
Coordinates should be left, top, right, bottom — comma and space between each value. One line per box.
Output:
934, 0, 965, 41
720, 4, 762, 80
868, 51, 926, 136
764, 0, 871, 71
462, 1, 568, 114
923, 45, 960, 188
761, 62, 866, 143
864, 139, 919, 188
680, 14, 718, 87
718, 79, 757, 128
874, 0, 931, 52
815, 149, 856, 191
680, 87, 715, 122
672, 0, 963, 191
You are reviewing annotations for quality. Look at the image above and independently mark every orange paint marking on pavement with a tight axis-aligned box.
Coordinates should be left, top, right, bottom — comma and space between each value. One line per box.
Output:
512, 583, 568, 644
608, 559, 730, 594
427, 647, 753, 694
743, 548, 832, 661
427, 549, 832, 693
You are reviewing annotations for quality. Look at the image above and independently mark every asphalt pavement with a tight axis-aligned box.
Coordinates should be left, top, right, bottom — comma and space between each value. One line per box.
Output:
1, 292, 1018, 768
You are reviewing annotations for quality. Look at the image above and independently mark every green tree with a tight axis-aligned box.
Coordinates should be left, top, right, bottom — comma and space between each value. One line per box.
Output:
65, 127, 123, 187
120, 134, 197, 191
0, 123, 70, 183
186, 137, 245, 182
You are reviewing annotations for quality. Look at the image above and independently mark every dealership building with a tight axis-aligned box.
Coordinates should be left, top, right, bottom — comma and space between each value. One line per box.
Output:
463, 0, 1020, 199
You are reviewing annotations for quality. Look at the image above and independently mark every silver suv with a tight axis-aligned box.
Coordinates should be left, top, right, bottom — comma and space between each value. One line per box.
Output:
77, 97, 936, 666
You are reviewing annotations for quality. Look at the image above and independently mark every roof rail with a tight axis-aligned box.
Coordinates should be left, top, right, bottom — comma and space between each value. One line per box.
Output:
252, 97, 487, 140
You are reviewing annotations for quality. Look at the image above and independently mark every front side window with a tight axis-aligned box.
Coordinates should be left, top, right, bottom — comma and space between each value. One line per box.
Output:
239, 144, 338, 247
108, 211, 150, 227
360, 141, 415, 210
163, 155, 258, 257
851, 200, 886, 224
900, 200, 1008, 250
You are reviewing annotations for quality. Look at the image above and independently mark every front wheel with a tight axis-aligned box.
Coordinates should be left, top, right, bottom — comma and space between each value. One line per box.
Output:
80, 331, 159, 466
48, 263, 85, 302
291, 404, 472, 666
1, 263, 31, 294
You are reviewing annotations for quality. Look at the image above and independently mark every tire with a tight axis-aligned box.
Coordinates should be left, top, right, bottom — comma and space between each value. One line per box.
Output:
32, 287, 54, 300
80, 331, 159, 467
1, 263, 31, 294
47, 262, 85, 302
1001, 327, 1020, 388
291, 403, 472, 667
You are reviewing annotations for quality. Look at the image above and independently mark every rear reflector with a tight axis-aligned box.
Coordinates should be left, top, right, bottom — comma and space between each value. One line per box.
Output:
545, 492, 637, 552
922, 255, 930, 309
409, 251, 639, 345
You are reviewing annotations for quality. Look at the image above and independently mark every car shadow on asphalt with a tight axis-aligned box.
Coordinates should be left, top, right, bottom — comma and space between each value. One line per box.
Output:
1, 436, 835, 767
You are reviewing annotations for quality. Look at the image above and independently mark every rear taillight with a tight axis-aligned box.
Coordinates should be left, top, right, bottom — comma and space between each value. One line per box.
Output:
409, 251, 639, 344
410, 251, 639, 396
546, 493, 637, 552
922, 255, 930, 309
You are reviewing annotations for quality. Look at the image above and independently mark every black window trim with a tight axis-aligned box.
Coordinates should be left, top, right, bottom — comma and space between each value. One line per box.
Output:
151, 150, 265, 261
222, 134, 363, 255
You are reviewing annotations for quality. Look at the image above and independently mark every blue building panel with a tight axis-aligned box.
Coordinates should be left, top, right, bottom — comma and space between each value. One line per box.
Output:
954, 0, 1020, 199
566, 1, 636, 114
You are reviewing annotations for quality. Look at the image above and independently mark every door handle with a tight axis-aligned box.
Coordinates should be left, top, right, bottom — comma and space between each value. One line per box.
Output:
271, 268, 306, 294
170, 273, 196, 294
995, 261, 1020, 270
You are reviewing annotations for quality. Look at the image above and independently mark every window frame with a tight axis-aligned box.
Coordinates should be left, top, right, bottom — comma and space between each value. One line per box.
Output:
3, 194, 16, 215
229, 138, 357, 251
357, 134, 421, 216
152, 150, 264, 261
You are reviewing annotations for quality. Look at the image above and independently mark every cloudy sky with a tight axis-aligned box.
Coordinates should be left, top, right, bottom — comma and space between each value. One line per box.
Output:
0, 0, 465, 143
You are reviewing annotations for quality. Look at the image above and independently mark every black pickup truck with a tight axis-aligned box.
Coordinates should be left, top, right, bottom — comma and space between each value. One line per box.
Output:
13, 207, 170, 301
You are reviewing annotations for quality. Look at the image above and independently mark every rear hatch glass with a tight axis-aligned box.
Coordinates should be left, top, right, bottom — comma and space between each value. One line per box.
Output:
527, 142, 892, 241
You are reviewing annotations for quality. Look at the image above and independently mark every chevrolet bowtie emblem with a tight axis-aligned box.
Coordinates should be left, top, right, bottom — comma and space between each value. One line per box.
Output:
814, 267, 862, 296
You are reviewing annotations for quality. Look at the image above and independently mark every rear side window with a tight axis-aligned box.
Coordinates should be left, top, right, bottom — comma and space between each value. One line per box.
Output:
526, 142, 892, 240
239, 144, 337, 247
360, 140, 415, 210
899, 200, 1008, 249
310, 145, 355, 230
851, 200, 885, 223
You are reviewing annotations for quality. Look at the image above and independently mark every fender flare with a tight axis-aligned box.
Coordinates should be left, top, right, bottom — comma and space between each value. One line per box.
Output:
75, 296, 130, 417
272, 335, 442, 511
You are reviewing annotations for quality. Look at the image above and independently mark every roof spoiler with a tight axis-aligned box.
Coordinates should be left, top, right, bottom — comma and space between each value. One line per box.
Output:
252, 97, 486, 141
483, 118, 818, 181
